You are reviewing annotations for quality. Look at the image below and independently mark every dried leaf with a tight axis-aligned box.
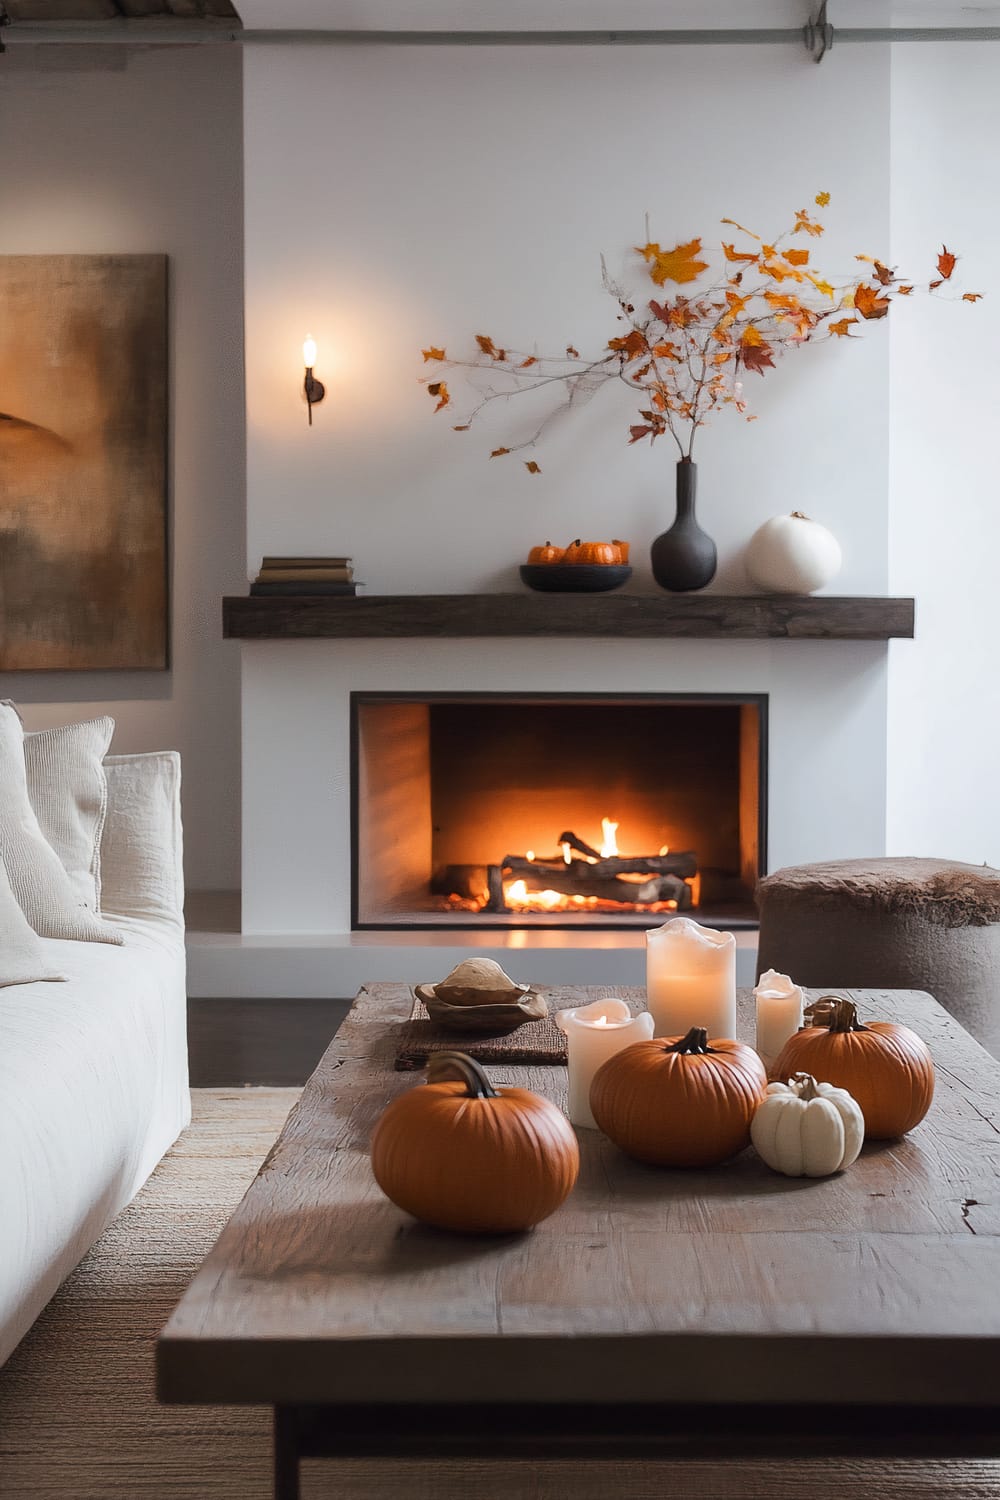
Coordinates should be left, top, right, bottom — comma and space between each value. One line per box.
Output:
963, 292, 984, 303
794, 209, 825, 238
723, 242, 758, 263
608, 329, 649, 359
519, 356, 537, 368
807, 275, 835, 299
785, 248, 810, 267
740, 329, 776, 374
427, 381, 450, 411
873, 260, 893, 286
855, 254, 875, 264
566, 344, 580, 358
853, 283, 890, 320
815, 191, 831, 207
475, 334, 496, 356
897, 285, 914, 295
637, 237, 709, 286
650, 341, 680, 359
452, 423, 470, 431
929, 279, 943, 290
422, 346, 446, 362
524, 460, 542, 474
490, 446, 510, 458
829, 317, 858, 337
740, 325, 765, 346
937, 246, 957, 280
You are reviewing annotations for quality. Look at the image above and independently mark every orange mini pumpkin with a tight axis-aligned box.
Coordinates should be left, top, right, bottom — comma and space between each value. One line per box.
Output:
371, 1050, 579, 1232
611, 539, 631, 564
563, 539, 619, 566
770, 996, 934, 1140
526, 541, 564, 565
590, 1027, 768, 1167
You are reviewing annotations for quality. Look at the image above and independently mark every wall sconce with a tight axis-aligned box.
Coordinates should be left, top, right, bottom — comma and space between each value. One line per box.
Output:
302, 335, 326, 426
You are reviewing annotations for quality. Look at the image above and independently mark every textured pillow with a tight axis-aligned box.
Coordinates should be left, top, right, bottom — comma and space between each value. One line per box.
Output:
23, 715, 115, 913
0, 855, 65, 987
0, 704, 123, 945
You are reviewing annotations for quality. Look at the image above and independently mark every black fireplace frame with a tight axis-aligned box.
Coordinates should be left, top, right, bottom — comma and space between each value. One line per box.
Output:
349, 690, 768, 932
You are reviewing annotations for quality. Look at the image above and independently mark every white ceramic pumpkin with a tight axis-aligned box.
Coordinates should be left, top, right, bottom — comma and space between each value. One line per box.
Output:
745, 512, 842, 594
750, 1072, 864, 1178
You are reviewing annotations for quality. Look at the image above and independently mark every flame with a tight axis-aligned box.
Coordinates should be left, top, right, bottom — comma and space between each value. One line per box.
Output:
526, 849, 535, 861
505, 879, 566, 910
659, 843, 670, 856
593, 1015, 609, 1028
600, 818, 620, 858
561, 841, 572, 865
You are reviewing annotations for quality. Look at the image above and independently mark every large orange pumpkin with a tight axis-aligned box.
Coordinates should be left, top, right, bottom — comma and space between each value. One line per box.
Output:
770, 996, 934, 1140
590, 1026, 768, 1167
371, 1050, 579, 1232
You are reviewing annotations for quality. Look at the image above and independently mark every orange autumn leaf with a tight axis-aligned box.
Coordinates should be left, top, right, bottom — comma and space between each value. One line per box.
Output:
740, 325, 765, 346
815, 191, 831, 207
427, 381, 450, 411
475, 334, 496, 356
963, 292, 983, 302
937, 246, 957, 280
794, 209, 825, 237
422, 346, 446, 362
490, 446, 510, 458
807, 275, 835, 299
452, 423, 470, 431
566, 344, 580, 358
524, 460, 542, 474
637, 238, 709, 286
608, 329, 648, 359
829, 317, 858, 337
650, 341, 680, 359
519, 356, 537, 368
872, 261, 893, 286
740, 331, 776, 374
712, 350, 733, 365
897, 285, 914, 295
853, 283, 890, 320
785, 248, 810, 267
723, 242, 758, 263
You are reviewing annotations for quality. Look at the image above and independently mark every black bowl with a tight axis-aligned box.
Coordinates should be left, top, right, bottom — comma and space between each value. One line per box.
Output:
520, 563, 633, 593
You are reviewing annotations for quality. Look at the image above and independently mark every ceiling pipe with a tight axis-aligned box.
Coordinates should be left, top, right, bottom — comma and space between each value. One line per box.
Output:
2, 23, 1000, 48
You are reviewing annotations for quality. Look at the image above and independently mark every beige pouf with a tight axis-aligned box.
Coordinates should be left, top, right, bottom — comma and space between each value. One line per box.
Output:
756, 857, 1000, 1059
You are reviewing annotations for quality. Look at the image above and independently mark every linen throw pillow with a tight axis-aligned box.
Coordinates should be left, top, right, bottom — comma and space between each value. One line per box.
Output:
0, 704, 123, 945
0, 855, 65, 987
23, 715, 115, 913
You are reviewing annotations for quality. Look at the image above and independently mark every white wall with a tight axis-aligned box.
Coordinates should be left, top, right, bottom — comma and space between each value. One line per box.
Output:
244, 42, 891, 596
0, 46, 245, 891
887, 43, 1000, 864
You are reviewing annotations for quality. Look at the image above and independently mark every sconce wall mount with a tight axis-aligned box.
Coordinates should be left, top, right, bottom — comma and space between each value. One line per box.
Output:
302, 335, 326, 426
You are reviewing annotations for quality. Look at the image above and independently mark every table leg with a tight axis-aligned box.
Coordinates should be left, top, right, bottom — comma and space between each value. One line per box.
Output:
274, 1407, 299, 1500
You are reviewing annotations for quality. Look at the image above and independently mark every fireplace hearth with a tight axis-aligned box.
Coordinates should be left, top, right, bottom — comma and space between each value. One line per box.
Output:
352, 693, 766, 930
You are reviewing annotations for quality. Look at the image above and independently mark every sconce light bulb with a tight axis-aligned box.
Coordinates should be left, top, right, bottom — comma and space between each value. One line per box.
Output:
303, 336, 317, 368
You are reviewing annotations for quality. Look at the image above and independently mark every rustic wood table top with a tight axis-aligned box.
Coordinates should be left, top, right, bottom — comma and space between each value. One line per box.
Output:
157, 984, 1000, 1410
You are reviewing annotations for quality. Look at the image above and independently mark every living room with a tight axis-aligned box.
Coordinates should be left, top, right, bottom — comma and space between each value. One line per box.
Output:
2, 2, 1000, 1496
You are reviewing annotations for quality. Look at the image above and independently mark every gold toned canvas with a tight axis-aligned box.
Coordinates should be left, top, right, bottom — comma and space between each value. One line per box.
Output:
0, 255, 167, 670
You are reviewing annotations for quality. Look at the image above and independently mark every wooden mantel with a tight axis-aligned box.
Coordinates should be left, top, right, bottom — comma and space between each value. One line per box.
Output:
223, 593, 914, 642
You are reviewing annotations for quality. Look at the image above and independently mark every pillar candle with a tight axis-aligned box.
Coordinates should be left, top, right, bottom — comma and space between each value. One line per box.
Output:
555, 998, 655, 1129
645, 917, 737, 1040
754, 968, 804, 1070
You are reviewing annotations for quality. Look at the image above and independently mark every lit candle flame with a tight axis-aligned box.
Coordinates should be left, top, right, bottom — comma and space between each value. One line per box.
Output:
593, 1015, 608, 1028
600, 818, 619, 858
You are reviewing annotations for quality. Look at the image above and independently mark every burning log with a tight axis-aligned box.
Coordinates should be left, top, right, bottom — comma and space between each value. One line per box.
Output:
486, 837, 699, 913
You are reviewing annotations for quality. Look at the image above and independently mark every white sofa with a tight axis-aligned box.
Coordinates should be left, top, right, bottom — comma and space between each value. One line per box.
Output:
0, 751, 190, 1366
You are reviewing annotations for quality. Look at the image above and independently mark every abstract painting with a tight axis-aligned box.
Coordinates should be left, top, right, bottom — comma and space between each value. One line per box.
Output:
0, 255, 167, 670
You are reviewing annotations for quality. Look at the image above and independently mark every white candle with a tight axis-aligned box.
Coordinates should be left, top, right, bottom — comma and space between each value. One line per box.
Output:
556, 998, 655, 1129
645, 917, 737, 1040
754, 968, 804, 1070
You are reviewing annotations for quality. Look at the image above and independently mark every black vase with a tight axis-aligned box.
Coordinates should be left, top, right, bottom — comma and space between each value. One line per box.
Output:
650, 458, 717, 592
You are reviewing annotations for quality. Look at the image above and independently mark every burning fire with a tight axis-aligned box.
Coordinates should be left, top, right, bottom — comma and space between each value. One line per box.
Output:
600, 818, 619, 858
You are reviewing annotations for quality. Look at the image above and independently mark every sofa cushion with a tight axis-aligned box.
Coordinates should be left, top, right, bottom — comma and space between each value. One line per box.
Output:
0, 856, 65, 988
24, 715, 115, 914
0, 704, 122, 945
101, 753, 184, 931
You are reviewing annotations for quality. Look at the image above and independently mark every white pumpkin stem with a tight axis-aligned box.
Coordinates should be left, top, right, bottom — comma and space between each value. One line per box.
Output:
790, 510, 811, 520
790, 1072, 821, 1101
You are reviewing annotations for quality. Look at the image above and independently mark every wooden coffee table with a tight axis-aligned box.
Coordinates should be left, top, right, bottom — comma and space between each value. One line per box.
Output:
157, 984, 1000, 1498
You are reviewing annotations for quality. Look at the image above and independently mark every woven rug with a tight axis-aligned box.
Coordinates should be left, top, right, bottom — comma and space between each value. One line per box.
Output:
0, 1088, 995, 1499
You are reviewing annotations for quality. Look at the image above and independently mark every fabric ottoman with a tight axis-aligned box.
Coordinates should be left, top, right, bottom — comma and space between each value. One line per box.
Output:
756, 857, 1000, 1059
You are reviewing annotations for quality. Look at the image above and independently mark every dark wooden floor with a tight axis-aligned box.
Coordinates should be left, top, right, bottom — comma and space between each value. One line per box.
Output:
187, 998, 350, 1086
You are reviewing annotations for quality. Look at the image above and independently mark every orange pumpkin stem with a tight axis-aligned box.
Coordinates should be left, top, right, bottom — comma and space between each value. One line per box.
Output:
806, 997, 869, 1034
666, 1026, 713, 1055
426, 1050, 501, 1098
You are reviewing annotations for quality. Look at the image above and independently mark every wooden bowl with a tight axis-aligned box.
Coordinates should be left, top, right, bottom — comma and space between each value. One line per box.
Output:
414, 983, 548, 1035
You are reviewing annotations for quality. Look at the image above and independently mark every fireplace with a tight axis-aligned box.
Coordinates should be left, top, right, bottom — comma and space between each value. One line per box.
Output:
352, 692, 766, 929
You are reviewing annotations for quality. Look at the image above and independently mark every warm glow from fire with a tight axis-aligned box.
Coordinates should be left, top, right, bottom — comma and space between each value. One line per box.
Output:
600, 818, 619, 858
526, 850, 535, 861
659, 843, 670, 856
505, 879, 566, 910
561, 841, 572, 865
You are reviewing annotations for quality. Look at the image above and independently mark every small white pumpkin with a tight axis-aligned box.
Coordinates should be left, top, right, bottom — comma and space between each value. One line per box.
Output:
750, 1072, 864, 1178
745, 512, 842, 594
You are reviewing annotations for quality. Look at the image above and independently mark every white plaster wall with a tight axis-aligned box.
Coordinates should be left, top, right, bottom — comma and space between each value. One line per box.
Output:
0, 46, 245, 890
244, 42, 891, 596
887, 43, 1000, 864
240, 39, 897, 942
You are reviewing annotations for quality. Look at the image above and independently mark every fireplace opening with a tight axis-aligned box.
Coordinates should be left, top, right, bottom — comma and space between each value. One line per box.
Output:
351, 693, 766, 930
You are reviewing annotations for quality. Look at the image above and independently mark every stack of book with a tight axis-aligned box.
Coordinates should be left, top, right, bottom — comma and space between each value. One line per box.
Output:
250, 556, 360, 597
